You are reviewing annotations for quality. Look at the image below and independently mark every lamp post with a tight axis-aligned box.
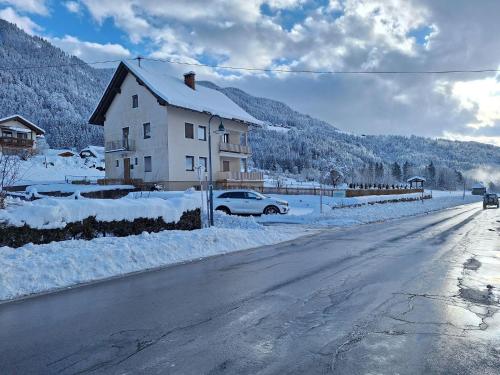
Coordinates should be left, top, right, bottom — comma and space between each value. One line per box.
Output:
208, 114, 225, 227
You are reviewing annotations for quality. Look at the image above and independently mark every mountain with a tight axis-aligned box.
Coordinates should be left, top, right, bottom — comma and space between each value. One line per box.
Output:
1, 18, 499, 186
0, 19, 109, 150
202, 81, 500, 184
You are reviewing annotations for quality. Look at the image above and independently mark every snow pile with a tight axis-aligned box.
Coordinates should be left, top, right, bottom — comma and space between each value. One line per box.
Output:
0, 219, 306, 301
26, 183, 134, 194
0, 191, 200, 229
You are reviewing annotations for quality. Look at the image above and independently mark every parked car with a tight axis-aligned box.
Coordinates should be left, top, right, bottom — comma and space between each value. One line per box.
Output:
483, 193, 499, 209
214, 190, 289, 215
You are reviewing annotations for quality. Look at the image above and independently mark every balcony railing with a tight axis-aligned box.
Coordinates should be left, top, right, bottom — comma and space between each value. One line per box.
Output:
217, 171, 264, 181
0, 137, 34, 148
219, 142, 251, 154
105, 139, 135, 153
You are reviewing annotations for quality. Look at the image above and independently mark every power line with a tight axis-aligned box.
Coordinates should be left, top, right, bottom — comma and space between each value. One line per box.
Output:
0, 55, 499, 75
143, 57, 500, 75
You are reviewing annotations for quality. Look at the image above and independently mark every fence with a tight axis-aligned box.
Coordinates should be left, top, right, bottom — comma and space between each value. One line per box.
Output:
345, 188, 423, 197
255, 186, 341, 197
65, 175, 101, 184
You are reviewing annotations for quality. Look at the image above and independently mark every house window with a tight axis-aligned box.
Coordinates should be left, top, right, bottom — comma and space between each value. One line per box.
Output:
122, 127, 129, 149
223, 133, 229, 143
134, 157, 138, 165
132, 95, 138, 108
144, 156, 152, 172
185, 155, 194, 171
2, 130, 12, 137
17, 133, 28, 139
240, 158, 248, 172
116, 160, 119, 167
197, 126, 206, 141
185, 123, 194, 139
240, 133, 247, 146
143, 123, 151, 139
222, 160, 230, 172
198, 157, 207, 172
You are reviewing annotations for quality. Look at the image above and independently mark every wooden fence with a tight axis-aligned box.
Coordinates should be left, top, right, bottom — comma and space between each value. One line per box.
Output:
345, 188, 423, 197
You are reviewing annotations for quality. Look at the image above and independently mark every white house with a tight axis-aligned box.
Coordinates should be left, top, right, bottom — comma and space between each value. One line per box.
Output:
89, 60, 264, 190
0, 115, 45, 153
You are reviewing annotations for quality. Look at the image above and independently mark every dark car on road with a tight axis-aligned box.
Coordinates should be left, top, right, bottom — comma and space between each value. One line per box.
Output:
483, 193, 499, 209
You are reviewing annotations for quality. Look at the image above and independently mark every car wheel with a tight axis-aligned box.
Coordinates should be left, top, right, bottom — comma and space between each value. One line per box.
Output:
216, 206, 231, 215
264, 205, 280, 215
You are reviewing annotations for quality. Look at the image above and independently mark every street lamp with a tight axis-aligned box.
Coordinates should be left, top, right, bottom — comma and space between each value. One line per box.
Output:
208, 114, 225, 227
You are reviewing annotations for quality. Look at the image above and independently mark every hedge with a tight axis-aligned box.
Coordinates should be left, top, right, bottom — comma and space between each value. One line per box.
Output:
0, 209, 201, 248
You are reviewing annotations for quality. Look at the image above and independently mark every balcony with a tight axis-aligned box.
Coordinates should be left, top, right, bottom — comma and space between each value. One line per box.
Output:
219, 142, 251, 155
105, 139, 135, 153
217, 171, 264, 181
0, 137, 34, 148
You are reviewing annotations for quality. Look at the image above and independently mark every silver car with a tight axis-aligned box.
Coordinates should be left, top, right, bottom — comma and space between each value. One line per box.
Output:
214, 190, 289, 215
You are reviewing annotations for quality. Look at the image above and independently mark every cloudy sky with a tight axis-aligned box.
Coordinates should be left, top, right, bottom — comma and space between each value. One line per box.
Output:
1, 0, 500, 146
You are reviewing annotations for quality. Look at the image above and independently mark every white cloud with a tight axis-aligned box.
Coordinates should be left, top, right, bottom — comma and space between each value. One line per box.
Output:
446, 75, 500, 129
0, 6, 41, 34
64, 1, 80, 13
0, 0, 48, 15
50, 35, 132, 64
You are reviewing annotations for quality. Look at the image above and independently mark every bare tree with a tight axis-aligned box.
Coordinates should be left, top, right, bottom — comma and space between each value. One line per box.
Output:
0, 152, 22, 209
329, 169, 343, 187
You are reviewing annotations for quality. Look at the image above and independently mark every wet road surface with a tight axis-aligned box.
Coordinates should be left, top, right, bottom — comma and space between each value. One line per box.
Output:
1, 202, 499, 374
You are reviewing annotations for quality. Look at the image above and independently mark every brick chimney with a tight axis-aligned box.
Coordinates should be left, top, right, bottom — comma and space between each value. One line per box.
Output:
183, 71, 196, 90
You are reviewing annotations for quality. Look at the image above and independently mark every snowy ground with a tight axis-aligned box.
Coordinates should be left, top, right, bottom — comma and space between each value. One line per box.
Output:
0, 214, 308, 301
16, 149, 104, 185
259, 190, 480, 226
0, 189, 482, 301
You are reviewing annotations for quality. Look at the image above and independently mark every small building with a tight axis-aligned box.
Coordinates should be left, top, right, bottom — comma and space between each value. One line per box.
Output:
407, 176, 426, 189
80, 146, 105, 160
0, 115, 45, 153
471, 183, 486, 195
57, 150, 77, 158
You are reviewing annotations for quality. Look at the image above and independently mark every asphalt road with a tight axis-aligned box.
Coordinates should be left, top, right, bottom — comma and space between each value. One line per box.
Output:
1, 202, 499, 374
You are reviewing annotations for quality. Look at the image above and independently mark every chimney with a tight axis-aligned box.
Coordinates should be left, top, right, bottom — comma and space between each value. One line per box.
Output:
184, 71, 196, 90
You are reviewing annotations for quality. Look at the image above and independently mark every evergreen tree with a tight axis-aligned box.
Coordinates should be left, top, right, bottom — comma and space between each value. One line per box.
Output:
402, 161, 411, 181
391, 162, 402, 182
426, 161, 436, 187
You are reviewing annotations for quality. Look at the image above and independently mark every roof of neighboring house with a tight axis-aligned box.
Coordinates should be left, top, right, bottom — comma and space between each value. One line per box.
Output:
89, 60, 262, 127
472, 183, 485, 189
80, 145, 105, 158
0, 115, 45, 135
407, 176, 426, 182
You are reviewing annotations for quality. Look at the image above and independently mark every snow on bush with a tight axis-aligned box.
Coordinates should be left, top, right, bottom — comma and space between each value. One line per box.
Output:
0, 191, 200, 229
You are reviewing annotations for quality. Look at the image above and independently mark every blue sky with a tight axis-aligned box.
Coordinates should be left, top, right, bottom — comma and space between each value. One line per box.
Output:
0, 0, 499, 147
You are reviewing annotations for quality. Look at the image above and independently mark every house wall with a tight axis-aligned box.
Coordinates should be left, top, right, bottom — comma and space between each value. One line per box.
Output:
104, 73, 169, 182
166, 106, 248, 184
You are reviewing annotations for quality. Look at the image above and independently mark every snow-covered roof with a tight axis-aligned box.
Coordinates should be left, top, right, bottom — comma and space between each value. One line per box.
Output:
80, 145, 104, 158
407, 176, 426, 182
0, 114, 45, 135
472, 183, 485, 189
89, 60, 262, 126
2, 126, 31, 133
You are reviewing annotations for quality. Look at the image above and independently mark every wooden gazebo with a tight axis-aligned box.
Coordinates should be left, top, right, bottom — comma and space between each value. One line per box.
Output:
407, 176, 426, 189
